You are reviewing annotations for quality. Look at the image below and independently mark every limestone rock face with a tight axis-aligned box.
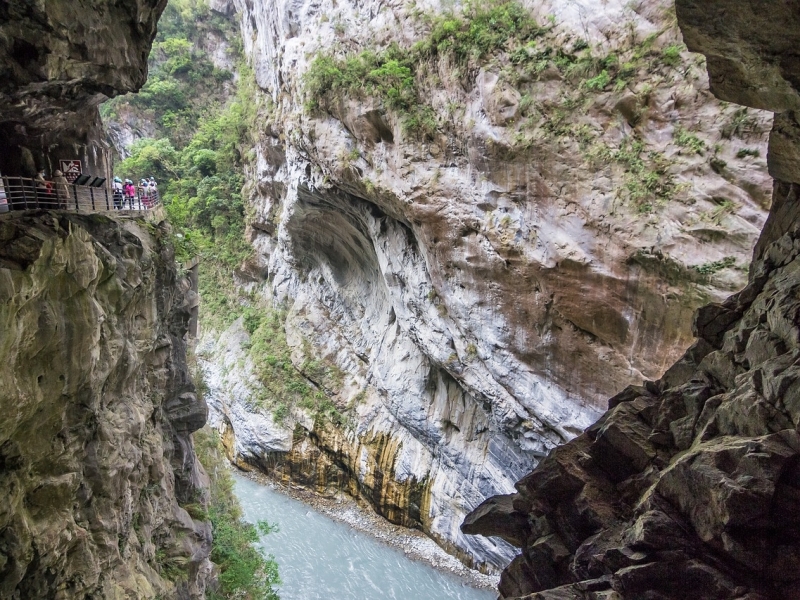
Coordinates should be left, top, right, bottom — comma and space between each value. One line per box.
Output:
0, 212, 210, 599
463, 1, 800, 597
202, 0, 774, 571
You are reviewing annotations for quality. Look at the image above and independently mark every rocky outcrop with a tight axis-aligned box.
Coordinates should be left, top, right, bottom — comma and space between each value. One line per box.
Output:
0, 0, 167, 177
464, 235, 800, 598
106, 104, 157, 161
203, 0, 773, 572
462, 2, 800, 598
0, 212, 210, 599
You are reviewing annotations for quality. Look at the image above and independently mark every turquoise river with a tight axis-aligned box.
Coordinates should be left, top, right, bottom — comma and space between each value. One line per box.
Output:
233, 474, 498, 600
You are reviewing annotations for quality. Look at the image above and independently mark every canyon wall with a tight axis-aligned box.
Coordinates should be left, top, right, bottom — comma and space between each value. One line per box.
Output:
462, 1, 800, 598
0, 212, 210, 598
0, 2, 214, 597
201, 0, 774, 571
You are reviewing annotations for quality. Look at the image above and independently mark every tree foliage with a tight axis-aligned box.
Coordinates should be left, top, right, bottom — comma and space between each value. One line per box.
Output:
102, 0, 238, 143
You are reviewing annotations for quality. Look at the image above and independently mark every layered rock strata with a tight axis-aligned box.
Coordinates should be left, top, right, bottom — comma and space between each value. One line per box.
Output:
462, 1, 800, 597
0, 212, 210, 599
203, 0, 773, 571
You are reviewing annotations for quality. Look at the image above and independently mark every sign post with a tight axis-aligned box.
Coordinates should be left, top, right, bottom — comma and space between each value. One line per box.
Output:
59, 160, 82, 184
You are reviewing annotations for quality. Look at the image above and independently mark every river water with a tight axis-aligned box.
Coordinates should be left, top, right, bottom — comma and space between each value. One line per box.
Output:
233, 474, 497, 600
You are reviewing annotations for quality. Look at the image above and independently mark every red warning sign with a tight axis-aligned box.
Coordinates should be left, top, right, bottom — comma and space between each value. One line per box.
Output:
59, 160, 82, 183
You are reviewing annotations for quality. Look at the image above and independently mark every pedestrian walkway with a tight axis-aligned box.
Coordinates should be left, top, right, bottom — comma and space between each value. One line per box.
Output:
0, 176, 160, 213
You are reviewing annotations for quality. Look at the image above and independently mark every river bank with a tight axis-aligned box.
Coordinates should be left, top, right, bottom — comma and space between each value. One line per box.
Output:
235, 467, 501, 593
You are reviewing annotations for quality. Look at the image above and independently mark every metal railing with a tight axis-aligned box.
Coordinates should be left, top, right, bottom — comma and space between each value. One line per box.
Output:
0, 176, 161, 213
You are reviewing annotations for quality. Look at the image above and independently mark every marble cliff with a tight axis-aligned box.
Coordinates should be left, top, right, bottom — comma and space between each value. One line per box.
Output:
0, 2, 211, 598
1, 0, 797, 596
198, 0, 775, 572
462, 1, 800, 598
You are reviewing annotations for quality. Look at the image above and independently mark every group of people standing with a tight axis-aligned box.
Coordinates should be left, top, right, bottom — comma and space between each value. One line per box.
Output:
32, 169, 71, 207
0, 170, 160, 211
112, 176, 159, 209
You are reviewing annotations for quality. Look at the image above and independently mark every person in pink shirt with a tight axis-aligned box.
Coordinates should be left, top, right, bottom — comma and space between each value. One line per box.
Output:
123, 179, 136, 208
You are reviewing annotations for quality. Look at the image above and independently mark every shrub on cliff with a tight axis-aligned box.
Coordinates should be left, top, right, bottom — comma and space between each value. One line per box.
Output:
241, 307, 346, 426
304, 0, 544, 137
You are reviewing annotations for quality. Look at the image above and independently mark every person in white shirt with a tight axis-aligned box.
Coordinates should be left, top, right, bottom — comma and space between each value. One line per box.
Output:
148, 177, 158, 205
112, 177, 124, 209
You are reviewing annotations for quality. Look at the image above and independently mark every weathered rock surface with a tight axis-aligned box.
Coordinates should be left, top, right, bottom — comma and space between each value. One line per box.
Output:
0, 0, 167, 176
464, 233, 800, 597
463, 1, 800, 597
0, 212, 210, 599
203, 0, 773, 571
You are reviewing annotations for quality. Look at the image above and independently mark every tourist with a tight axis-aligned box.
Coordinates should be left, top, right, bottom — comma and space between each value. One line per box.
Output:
52, 170, 70, 208
148, 177, 158, 205
34, 170, 56, 208
112, 177, 124, 209
139, 179, 149, 209
124, 179, 136, 208
34, 170, 47, 189
0, 172, 7, 213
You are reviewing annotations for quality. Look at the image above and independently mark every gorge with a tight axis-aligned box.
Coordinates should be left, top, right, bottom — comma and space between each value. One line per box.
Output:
188, 0, 774, 575
0, 0, 798, 598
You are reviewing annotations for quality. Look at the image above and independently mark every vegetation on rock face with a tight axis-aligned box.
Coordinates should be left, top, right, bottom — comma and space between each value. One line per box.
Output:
119, 85, 256, 330
722, 107, 761, 140
117, 98, 252, 273
304, 0, 545, 137
303, 0, 757, 215
242, 307, 346, 426
674, 126, 706, 154
692, 255, 737, 276
195, 426, 281, 599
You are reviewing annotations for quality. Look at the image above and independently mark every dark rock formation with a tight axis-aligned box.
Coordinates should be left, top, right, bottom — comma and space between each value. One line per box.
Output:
0, 2, 211, 595
462, 2, 800, 598
0, 212, 211, 598
0, 0, 167, 177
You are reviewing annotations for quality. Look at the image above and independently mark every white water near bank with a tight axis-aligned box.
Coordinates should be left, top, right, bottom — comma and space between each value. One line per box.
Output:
233, 474, 498, 600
